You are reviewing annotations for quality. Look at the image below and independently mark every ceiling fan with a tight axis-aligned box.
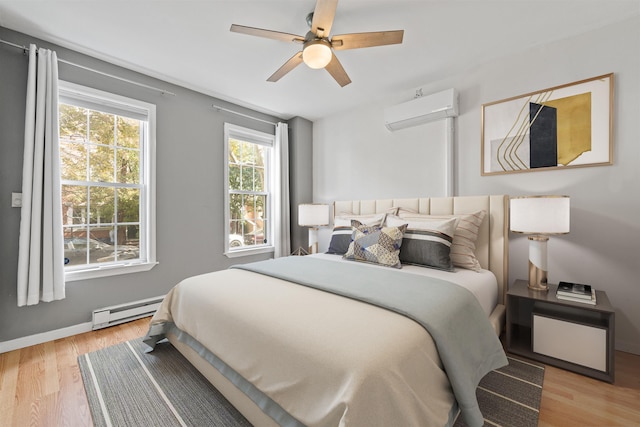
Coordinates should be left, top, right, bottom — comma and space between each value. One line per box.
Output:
230, 0, 404, 87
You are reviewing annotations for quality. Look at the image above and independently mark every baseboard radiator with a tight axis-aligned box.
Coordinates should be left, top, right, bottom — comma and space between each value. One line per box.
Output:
92, 295, 164, 330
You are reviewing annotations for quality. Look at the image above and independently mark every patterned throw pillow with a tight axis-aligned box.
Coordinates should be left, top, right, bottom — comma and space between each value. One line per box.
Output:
386, 215, 458, 271
326, 213, 387, 255
343, 220, 407, 268
397, 210, 487, 271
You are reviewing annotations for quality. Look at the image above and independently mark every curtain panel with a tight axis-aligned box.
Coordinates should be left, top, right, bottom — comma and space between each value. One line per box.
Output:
17, 44, 65, 306
273, 122, 291, 258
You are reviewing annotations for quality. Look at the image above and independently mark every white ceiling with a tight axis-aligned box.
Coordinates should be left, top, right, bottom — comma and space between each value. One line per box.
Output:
1, 1, 638, 121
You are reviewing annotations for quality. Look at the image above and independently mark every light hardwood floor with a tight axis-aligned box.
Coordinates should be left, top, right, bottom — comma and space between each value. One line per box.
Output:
1, 317, 639, 426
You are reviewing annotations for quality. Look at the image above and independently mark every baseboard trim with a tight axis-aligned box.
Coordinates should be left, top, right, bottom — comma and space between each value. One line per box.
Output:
617, 339, 640, 356
0, 322, 93, 354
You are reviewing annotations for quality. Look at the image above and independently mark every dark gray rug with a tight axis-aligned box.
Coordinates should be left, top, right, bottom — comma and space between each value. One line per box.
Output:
79, 339, 544, 427
454, 355, 545, 427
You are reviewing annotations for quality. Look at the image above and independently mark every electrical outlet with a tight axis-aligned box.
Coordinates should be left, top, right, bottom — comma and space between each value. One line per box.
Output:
11, 192, 22, 208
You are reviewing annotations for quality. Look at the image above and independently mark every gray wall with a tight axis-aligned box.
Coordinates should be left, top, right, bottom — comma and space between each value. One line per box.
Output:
0, 26, 312, 343
313, 16, 640, 354
289, 117, 314, 252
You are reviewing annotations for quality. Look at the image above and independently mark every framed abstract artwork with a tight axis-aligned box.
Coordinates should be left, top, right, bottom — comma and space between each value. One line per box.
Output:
481, 73, 613, 175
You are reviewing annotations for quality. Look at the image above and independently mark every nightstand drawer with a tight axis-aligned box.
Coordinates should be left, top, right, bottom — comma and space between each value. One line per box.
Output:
533, 314, 607, 371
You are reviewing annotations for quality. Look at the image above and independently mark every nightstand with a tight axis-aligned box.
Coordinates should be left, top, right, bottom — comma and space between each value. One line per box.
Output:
506, 279, 615, 382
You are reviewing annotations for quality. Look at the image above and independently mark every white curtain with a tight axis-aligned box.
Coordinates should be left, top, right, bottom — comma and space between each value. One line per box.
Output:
273, 122, 291, 258
17, 44, 65, 306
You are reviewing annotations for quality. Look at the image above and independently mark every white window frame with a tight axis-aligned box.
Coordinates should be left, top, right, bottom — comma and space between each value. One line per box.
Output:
224, 123, 275, 258
59, 81, 157, 281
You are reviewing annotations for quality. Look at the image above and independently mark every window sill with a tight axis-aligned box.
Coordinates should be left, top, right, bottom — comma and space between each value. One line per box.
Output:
224, 246, 274, 258
65, 261, 158, 282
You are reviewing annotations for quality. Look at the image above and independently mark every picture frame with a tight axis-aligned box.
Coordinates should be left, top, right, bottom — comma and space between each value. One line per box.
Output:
481, 73, 613, 175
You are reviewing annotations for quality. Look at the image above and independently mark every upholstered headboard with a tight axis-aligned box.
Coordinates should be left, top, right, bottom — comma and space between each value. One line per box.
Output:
333, 195, 509, 306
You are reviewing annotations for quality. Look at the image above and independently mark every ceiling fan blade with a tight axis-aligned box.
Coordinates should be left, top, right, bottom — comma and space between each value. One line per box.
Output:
331, 30, 404, 50
311, 0, 338, 38
230, 24, 304, 43
267, 52, 304, 82
324, 52, 351, 87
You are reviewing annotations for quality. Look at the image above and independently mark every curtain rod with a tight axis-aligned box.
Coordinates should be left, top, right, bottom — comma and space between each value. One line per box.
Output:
1, 38, 176, 97
213, 104, 279, 126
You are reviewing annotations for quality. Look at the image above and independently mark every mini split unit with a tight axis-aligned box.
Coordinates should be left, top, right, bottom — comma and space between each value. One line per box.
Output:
384, 88, 459, 131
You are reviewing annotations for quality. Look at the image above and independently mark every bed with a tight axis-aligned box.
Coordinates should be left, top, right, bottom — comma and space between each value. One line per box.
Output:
144, 195, 510, 427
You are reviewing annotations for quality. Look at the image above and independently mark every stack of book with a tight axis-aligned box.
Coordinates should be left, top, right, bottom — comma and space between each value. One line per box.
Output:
556, 281, 596, 305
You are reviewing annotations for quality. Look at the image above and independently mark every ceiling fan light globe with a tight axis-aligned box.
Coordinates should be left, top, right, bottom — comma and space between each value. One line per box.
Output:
303, 42, 332, 69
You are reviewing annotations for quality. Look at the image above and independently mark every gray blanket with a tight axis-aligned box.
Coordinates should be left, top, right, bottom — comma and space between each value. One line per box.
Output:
233, 256, 507, 427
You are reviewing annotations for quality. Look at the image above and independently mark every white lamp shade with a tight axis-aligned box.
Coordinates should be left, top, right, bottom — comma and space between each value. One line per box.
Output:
510, 196, 570, 234
298, 204, 330, 227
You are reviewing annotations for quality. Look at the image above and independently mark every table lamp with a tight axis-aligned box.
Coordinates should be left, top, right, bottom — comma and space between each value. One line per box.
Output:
510, 195, 570, 291
297, 204, 330, 254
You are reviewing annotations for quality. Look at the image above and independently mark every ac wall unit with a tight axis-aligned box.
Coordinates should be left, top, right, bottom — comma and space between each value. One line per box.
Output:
384, 88, 458, 131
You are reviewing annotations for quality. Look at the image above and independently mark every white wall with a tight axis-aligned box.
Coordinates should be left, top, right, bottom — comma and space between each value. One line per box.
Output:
314, 108, 448, 201
313, 16, 640, 354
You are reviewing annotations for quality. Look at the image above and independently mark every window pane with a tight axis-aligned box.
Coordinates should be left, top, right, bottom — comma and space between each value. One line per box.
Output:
254, 166, 265, 192
89, 187, 114, 224
254, 144, 266, 167
116, 148, 140, 184
88, 225, 114, 264
122, 224, 140, 245
116, 116, 140, 149
90, 145, 115, 182
241, 165, 254, 191
237, 142, 250, 163
229, 139, 240, 163
62, 185, 87, 225
260, 219, 268, 245
117, 188, 140, 223
101, 225, 140, 263
242, 194, 266, 246
59, 104, 87, 140
255, 194, 266, 245
89, 111, 115, 145
229, 193, 244, 249
60, 141, 87, 181
64, 226, 88, 266
229, 164, 241, 190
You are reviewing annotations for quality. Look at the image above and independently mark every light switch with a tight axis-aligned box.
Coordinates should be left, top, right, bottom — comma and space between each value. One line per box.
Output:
11, 192, 22, 208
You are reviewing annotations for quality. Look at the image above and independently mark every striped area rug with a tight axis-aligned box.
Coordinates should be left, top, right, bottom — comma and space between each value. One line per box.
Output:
79, 339, 544, 427
454, 356, 545, 427
78, 338, 251, 427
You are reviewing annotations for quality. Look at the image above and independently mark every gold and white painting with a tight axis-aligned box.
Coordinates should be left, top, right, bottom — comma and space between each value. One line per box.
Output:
481, 74, 613, 175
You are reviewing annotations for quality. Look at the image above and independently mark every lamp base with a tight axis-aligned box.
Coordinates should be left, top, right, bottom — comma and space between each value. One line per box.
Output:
528, 235, 549, 292
308, 227, 319, 254
528, 262, 549, 291
291, 247, 309, 256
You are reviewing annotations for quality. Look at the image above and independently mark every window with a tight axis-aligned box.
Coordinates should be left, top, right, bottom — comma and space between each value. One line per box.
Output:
224, 123, 274, 257
59, 81, 156, 280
